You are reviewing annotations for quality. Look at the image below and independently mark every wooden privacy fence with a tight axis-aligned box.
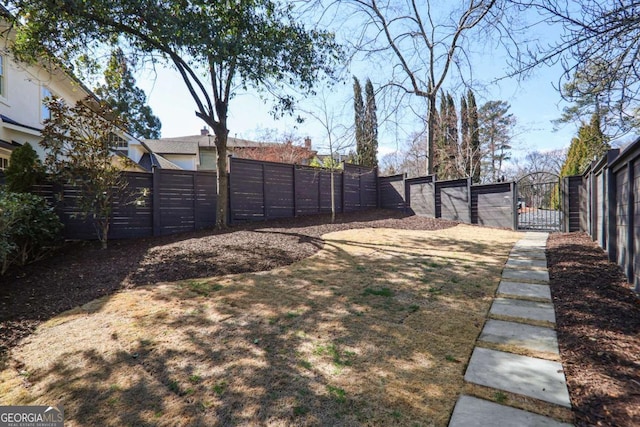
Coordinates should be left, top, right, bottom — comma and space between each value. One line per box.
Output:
378, 174, 515, 228
564, 143, 640, 292
1, 158, 377, 240
229, 158, 377, 223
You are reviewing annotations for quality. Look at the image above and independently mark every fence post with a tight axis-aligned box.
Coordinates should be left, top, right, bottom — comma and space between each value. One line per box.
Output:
152, 167, 161, 236
562, 177, 569, 232
511, 181, 517, 230
626, 161, 635, 282
375, 167, 380, 209
292, 165, 297, 217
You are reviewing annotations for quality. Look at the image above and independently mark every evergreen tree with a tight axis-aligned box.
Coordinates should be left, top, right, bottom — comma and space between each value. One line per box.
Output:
5, 143, 43, 193
460, 95, 469, 175
363, 79, 378, 168
353, 77, 365, 164
467, 90, 481, 183
94, 49, 162, 139
560, 113, 609, 177
479, 100, 515, 182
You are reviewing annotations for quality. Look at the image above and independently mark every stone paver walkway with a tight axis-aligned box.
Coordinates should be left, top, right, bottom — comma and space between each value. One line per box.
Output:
449, 232, 574, 427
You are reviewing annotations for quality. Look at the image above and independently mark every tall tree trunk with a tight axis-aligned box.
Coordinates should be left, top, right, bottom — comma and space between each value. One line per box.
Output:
214, 125, 229, 228
427, 94, 436, 175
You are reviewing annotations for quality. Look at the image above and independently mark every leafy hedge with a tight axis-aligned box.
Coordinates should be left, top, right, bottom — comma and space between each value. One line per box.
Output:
0, 191, 62, 275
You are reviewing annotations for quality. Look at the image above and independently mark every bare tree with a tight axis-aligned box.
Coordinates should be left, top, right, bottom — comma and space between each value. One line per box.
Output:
509, 1, 640, 136
315, 0, 507, 174
303, 93, 355, 222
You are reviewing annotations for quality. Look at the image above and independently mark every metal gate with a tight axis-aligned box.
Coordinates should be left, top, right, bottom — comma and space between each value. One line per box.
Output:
516, 172, 563, 231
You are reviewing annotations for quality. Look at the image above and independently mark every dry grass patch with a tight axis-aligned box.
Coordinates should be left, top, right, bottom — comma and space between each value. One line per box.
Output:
1, 224, 520, 426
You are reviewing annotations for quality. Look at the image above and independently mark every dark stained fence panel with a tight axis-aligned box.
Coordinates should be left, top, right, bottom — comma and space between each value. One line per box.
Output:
264, 162, 295, 219
596, 172, 605, 247
407, 176, 434, 217
634, 160, 640, 289
194, 172, 217, 229
156, 170, 196, 235
580, 176, 590, 232
295, 167, 321, 215
471, 183, 512, 228
615, 166, 629, 270
319, 171, 343, 213
379, 175, 405, 210
230, 158, 265, 222
567, 176, 583, 232
110, 172, 154, 239
437, 179, 469, 222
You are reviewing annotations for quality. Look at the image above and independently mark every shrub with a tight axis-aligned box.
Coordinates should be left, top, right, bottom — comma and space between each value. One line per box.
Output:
0, 191, 62, 275
4, 142, 44, 193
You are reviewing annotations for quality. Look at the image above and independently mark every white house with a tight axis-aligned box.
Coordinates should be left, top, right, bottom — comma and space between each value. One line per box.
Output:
0, 10, 144, 171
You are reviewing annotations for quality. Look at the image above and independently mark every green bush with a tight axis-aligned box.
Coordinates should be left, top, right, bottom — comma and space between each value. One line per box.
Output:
0, 191, 62, 275
4, 142, 44, 193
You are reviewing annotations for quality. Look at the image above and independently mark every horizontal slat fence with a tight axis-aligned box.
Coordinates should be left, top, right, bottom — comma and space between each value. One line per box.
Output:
379, 174, 514, 229
566, 144, 640, 292
228, 158, 376, 223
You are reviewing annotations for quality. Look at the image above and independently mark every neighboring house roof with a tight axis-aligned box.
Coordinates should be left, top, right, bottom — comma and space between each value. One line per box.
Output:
138, 152, 183, 171
143, 139, 199, 155
146, 134, 278, 150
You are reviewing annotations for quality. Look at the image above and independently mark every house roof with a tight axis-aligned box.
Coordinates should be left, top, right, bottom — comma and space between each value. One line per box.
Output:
0, 139, 21, 151
144, 134, 278, 151
138, 152, 183, 171
143, 139, 199, 155
0, 114, 42, 133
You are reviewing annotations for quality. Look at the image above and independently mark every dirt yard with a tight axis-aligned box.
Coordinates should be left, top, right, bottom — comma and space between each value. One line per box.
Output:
0, 215, 520, 426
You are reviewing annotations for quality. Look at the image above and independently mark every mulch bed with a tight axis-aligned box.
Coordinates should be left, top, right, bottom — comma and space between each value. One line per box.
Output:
547, 232, 640, 427
0, 209, 458, 360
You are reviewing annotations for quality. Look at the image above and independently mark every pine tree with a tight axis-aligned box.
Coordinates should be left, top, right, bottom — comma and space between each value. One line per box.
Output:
363, 79, 378, 168
353, 76, 365, 165
478, 100, 515, 182
94, 49, 162, 139
467, 90, 481, 183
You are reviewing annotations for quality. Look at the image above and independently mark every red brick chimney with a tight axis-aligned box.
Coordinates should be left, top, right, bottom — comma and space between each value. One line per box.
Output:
200, 127, 210, 136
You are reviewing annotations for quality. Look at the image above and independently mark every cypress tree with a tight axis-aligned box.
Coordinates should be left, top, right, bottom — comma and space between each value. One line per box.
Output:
467, 90, 480, 183
460, 95, 470, 177
353, 77, 365, 165
364, 79, 378, 168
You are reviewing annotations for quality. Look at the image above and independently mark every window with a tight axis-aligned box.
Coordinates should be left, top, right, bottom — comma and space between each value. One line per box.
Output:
0, 156, 8, 171
41, 86, 52, 121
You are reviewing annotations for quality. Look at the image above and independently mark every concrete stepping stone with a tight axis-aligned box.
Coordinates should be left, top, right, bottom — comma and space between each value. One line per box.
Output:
464, 347, 571, 407
490, 298, 556, 323
479, 319, 559, 354
502, 268, 549, 283
449, 395, 572, 427
498, 281, 552, 301
509, 249, 547, 260
505, 257, 548, 269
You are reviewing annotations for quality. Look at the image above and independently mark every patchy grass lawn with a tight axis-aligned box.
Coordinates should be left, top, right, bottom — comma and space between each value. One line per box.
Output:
1, 224, 520, 426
